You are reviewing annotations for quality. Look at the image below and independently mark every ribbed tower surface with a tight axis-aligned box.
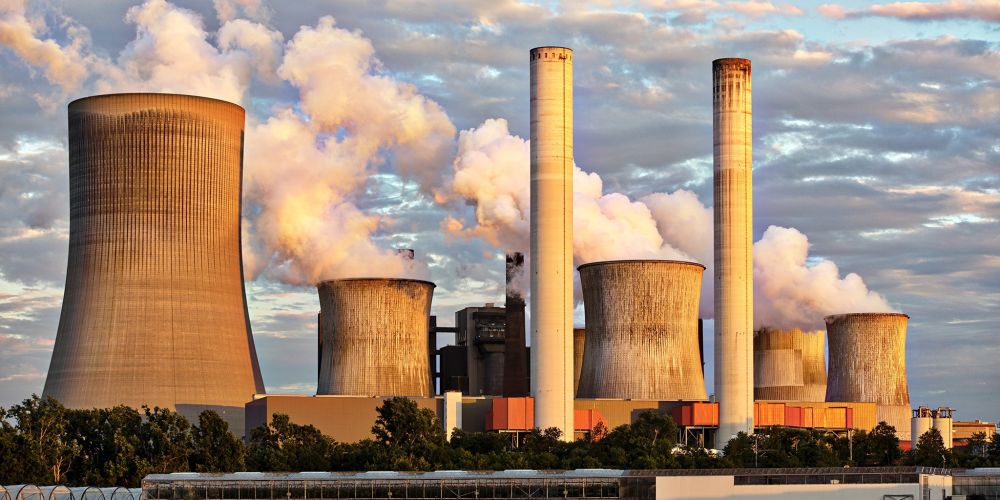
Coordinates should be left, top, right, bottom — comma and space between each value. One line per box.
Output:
577, 260, 708, 401
529, 46, 575, 439
754, 328, 828, 402
44, 94, 264, 430
713, 57, 754, 442
317, 278, 435, 397
825, 312, 912, 439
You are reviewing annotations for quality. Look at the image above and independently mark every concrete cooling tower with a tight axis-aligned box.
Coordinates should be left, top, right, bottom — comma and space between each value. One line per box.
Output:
576, 260, 708, 401
754, 328, 827, 402
825, 312, 912, 439
44, 94, 264, 430
317, 278, 435, 397
573, 328, 585, 397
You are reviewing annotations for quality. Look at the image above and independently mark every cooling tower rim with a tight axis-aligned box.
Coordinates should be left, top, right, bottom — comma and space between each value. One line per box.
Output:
531, 46, 573, 53
577, 259, 706, 271
69, 92, 244, 112
316, 277, 436, 288
824, 312, 909, 322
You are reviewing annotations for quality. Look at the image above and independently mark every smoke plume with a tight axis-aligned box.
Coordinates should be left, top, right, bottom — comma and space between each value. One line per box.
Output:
754, 225, 894, 330
0, 0, 454, 284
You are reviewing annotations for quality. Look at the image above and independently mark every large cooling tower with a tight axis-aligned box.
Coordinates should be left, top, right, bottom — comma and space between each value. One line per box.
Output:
825, 312, 912, 439
754, 328, 827, 402
44, 94, 264, 429
577, 260, 708, 401
530, 46, 575, 438
713, 58, 754, 442
317, 278, 435, 397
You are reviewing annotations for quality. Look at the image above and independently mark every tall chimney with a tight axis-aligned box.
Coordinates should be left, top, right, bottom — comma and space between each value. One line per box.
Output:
503, 252, 529, 397
529, 46, 574, 439
713, 58, 754, 444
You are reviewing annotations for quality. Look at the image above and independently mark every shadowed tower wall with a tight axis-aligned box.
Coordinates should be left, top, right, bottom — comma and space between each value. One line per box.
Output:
45, 93, 264, 430
825, 312, 912, 439
713, 58, 754, 443
754, 328, 828, 402
577, 260, 708, 401
529, 46, 575, 439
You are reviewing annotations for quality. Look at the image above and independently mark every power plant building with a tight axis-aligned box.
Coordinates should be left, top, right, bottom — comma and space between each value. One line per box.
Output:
713, 58, 755, 441
825, 312, 912, 440
754, 328, 827, 402
317, 278, 435, 397
576, 260, 708, 401
530, 46, 575, 438
44, 93, 264, 431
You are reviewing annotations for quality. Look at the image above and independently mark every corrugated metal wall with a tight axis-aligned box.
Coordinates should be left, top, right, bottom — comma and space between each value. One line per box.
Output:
576, 260, 708, 400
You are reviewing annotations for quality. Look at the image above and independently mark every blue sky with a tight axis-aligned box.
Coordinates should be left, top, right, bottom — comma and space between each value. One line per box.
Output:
0, 0, 997, 424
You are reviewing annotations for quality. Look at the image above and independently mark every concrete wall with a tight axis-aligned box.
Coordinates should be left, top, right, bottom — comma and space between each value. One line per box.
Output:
656, 474, 951, 500
45, 93, 264, 433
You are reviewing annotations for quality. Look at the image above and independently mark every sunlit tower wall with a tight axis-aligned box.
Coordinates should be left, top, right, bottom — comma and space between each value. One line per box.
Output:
530, 46, 575, 439
713, 58, 754, 442
825, 312, 912, 440
577, 260, 708, 401
573, 328, 585, 397
44, 93, 265, 430
317, 278, 435, 397
754, 328, 827, 402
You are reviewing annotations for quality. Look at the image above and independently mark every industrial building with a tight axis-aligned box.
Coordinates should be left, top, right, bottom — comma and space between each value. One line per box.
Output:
530, 46, 576, 439
826, 312, 912, 440
44, 93, 264, 431
713, 57, 755, 443
317, 278, 435, 397
142, 467, 956, 500
576, 260, 707, 401
753, 327, 827, 402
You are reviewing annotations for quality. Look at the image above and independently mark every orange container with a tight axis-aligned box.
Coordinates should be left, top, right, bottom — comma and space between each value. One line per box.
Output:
785, 406, 803, 427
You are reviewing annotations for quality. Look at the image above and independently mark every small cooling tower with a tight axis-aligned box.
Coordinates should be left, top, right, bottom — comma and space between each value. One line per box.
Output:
577, 260, 707, 401
825, 312, 911, 439
317, 278, 435, 397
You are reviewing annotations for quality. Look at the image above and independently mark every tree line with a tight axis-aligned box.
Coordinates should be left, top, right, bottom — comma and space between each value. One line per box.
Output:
3, 395, 999, 487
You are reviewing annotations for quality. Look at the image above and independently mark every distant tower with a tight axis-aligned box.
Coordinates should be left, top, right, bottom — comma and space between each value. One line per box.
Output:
44, 93, 264, 431
713, 58, 754, 443
503, 252, 530, 397
530, 46, 574, 440
754, 328, 828, 402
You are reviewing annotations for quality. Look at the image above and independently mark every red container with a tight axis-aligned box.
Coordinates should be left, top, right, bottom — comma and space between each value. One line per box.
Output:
785, 406, 803, 428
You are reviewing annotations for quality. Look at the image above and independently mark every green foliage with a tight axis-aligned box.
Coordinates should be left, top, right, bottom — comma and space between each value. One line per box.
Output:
190, 410, 245, 472
910, 427, 953, 467
246, 413, 336, 471
721, 427, 840, 468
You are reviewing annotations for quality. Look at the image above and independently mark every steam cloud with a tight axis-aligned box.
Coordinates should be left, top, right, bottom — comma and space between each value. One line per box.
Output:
441, 120, 894, 328
1, 0, 895, 327
0, 0, 454, 284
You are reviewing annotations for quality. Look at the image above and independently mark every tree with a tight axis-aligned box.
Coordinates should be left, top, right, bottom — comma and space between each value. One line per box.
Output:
987, 433, 1000, 465
911, 428, 951, 467
592, 412, 678, 469
67, 406, 143, 486
246, 413, 336, 471
372, 397, 446, 452
5, 395, 80, 484
139, 406, 193, 473
862, 421, 902, 466
190, 411, 245, 472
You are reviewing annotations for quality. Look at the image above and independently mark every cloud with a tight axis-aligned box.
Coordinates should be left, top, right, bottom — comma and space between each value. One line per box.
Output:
820, 1, 1000, 22
0, 0, 92, 95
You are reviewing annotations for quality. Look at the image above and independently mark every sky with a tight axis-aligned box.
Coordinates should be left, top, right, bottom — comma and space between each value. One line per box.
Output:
0, 0, 997, 422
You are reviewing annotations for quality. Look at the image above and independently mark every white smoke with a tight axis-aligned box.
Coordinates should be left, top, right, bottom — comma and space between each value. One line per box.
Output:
442, 120, 895, 328
754, 225, 894, 330
0, 0, 455, 284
